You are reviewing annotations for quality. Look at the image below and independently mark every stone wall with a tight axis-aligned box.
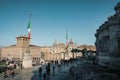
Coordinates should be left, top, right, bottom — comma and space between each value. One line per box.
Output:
95, 2, 120, 70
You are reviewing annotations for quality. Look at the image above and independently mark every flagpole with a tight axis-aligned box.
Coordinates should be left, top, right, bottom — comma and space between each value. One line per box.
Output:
29, 11, 32, 22
66, 28, 68, 46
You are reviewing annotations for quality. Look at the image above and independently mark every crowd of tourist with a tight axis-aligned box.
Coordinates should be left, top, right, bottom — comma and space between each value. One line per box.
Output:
37, 59, 78, 80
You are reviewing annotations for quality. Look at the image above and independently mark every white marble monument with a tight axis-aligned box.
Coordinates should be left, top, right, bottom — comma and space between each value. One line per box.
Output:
22, 49, 32, 68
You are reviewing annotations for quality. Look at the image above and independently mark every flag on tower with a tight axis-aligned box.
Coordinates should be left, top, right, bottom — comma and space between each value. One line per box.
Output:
27, 11, 31, 39
27, 20, 31, 39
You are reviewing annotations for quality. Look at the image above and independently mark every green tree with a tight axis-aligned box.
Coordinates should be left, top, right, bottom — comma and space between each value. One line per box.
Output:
71, 48, 80, 58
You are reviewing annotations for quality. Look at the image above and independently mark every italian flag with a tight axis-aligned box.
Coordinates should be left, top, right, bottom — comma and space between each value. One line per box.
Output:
27, 20, 31, 39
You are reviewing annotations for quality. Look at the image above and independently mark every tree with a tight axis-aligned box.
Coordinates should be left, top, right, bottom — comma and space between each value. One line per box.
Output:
71, 48, 75, 59
71, 48, 80, 59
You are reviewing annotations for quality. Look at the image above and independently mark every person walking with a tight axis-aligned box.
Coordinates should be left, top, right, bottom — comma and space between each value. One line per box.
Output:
39, 66, 42, 75
53, 65, 55, 76
53, 65, 55, 72
43, 72, 46, 80
7, 69, 12, 78
11, 71, 15, 79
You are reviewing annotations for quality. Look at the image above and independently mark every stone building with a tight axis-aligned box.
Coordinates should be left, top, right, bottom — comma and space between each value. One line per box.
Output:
1, 36, 76, 63
95, 2, 120, 70
1, 35, 95, 63
49, 40, 65, 61
67, 39, 77, 58
1, 36, 41, 62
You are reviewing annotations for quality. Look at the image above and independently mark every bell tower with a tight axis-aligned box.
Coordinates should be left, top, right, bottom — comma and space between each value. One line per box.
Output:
16, 35, 30, 47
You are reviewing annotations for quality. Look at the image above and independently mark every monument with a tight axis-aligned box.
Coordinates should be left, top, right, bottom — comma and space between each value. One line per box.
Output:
95, 2, 120, 70
22, 47, 32, 68
22, 12, 32, 68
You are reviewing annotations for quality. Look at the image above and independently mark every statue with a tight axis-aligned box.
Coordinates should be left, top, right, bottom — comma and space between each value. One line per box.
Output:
22, 47, 32, 68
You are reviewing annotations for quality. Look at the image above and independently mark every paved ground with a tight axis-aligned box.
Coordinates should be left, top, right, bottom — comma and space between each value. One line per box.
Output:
71, 60, 120, 80
0, 60, 76, 80
1, 59, 120, 80
31, 61, 76, 80
0, 67, 33, 80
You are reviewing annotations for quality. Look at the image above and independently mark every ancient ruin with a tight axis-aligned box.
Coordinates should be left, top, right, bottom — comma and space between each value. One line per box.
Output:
95, 2, 120, 70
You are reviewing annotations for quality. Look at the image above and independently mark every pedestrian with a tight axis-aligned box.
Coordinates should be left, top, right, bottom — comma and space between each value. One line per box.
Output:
39, 66, 42, 75
53, 65, 55, 72
53, 65, 55, 76
21, 64, 22, 69
11, 71, 15, 79
43, 72, 46, 80
8, 69, 11, 75
14, 64, 16, 69
46, 65, 50, 75
4, 70, 7, 78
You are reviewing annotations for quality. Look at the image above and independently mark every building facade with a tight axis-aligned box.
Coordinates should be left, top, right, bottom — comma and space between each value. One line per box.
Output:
1, 36, 96, 63
1, 36, 41, 62
1, 36, 77, 63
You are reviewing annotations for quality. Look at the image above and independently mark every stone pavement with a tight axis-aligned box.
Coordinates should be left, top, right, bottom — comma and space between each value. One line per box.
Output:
1, 59, 120, 80
63, 60, 120, 80
31, 62, 76, 80
0, 67, 33, 80
0, 61, 74, 80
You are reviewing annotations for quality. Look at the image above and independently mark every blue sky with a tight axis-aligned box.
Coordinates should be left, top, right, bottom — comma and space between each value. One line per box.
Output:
0, 0, 119, 46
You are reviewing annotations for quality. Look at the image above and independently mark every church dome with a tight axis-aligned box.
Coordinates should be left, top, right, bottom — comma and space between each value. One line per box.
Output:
53, 40, 58, 47
68, 38, 74, 45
